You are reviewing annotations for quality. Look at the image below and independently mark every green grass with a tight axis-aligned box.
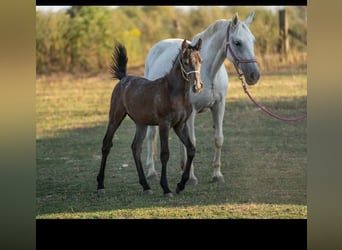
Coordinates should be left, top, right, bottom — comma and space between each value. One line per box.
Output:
36, 72, 307, 219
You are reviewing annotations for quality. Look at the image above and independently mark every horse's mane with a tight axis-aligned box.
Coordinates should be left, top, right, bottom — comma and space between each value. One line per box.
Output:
191, 18, 255, 45
191, 19, 228, 45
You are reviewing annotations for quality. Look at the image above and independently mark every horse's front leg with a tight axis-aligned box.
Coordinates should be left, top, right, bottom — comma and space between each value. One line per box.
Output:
179, 109, 198, 185
210, 99, 225, 183
131, 124, 152, 194
158, 123, 172, 197
174, 123, 196, 194
145, 125, 159, 180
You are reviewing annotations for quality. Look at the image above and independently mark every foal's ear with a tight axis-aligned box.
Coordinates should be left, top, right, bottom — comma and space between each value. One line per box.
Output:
232, 12, 239, 27
181, 39, 188, 53
195, 38, 202, 51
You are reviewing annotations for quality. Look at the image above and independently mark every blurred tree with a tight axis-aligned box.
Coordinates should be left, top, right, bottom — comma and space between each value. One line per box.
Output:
65, 6, 113, 73
36, 10, 70, 73
36, 6, 307, 75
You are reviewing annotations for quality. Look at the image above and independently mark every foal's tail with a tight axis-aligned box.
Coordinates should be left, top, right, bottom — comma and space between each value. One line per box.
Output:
111, 42, 128, 80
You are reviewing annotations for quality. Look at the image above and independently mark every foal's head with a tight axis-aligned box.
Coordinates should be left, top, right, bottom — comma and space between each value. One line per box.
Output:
179, 39, 203, 93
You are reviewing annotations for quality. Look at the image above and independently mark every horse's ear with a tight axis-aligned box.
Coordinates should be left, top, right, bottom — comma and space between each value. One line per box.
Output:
244, 11, 255, 27
195, 38, 202, 51
181, 39, 188, 53
232, 12, 238, 27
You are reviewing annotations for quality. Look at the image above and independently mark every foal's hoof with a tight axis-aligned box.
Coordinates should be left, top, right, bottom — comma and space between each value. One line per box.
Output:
186, 177, 198, 186
164, 192, 173, 198
143, 189, 153, 195
97, 189, 105, 196
212, 176, 225, 183
176, 184, 184, 194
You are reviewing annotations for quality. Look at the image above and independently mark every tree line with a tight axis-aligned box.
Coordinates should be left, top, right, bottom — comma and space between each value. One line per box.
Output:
36, 6, 307, 75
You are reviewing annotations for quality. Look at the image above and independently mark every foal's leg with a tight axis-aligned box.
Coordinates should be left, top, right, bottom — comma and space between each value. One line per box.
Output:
131, 124, 152, 194
174, 123, 196, 194
145, 126, 159, 180
180, 109, 198, 185
97, 111, 127, 194
210, 100, 225, 183
158, 123, 172, 197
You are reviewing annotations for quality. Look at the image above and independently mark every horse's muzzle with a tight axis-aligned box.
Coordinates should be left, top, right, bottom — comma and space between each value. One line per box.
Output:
245, 71, 260, 85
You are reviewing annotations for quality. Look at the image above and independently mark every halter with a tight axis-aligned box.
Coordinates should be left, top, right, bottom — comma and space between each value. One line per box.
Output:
225, 23, 307, 122
178, 56, 200, 82
225, 22, 257, 76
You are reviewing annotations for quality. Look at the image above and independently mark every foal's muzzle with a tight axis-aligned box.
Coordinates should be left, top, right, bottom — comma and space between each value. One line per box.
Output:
193, 80, 203, 93
187, 70, 202, 93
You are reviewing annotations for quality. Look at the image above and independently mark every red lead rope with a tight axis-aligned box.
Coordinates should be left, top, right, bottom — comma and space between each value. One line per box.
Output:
239, 74, 307, 122
226, 22, 307, 122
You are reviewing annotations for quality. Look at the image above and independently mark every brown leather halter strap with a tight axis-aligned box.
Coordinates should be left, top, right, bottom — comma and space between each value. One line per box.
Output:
226, 22, 307, 122
178, 56, 200, 82
225, 23, 257, 74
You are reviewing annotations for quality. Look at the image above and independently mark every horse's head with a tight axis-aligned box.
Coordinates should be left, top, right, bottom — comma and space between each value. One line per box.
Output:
226, 12, 260, 85
180, 39, 203, 93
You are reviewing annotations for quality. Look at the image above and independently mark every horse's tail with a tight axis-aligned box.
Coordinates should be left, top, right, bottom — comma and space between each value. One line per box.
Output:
111, 42, 128, 80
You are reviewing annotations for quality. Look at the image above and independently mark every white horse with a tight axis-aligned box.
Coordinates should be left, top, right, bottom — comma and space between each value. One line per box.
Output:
144, 12, 260, 185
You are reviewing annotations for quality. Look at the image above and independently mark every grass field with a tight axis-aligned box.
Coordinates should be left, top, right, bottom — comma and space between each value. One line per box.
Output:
36, 70, 307, 219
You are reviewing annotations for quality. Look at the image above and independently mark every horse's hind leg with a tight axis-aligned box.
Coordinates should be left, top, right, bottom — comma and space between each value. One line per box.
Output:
145, 126, 159, 180
174, 123, 196, 194
132, 124, 152, 194
96, 109, 126, 194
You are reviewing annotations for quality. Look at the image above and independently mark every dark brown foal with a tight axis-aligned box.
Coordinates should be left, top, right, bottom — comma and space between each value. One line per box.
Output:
97, 39, 203, 197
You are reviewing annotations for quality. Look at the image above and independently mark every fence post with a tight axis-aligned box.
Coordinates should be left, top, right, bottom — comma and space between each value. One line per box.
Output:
278, 9, 289, 60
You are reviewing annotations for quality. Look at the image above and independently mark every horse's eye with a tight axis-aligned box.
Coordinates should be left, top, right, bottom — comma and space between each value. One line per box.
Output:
234, 41, 241, 47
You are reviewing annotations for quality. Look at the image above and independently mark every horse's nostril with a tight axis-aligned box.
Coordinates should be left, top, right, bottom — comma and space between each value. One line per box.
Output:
250, 72, 260, 81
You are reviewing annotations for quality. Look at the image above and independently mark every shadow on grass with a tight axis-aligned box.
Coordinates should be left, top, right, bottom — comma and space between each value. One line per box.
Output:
36, 97, 307, 216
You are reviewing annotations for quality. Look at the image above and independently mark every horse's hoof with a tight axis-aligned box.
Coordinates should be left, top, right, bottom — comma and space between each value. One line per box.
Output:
212, 176, 225, 183
143, 189, 153, 195
97, 189, 105, 196
186, 177, 198, 186
164, 192, 173, 198
146, 172, 158, 181
176, 183, 184, 194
